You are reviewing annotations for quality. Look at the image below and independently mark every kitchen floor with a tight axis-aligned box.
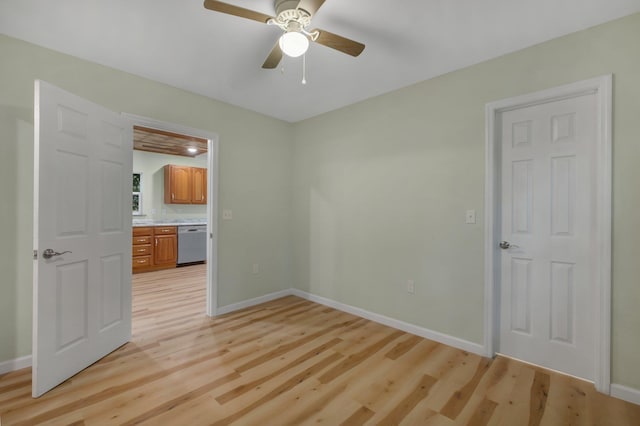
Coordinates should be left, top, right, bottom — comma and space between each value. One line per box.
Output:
132, 263, 207, 324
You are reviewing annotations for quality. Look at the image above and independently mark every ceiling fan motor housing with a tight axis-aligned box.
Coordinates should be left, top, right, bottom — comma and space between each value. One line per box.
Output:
273, 1, 312, 30
275, 0, 303, 15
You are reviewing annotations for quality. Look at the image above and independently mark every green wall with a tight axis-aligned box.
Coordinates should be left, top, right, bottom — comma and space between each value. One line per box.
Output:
132, 150, 208, 220
1, 12, 639, 392
292, 13, 640, 389
0, 34, 294, 362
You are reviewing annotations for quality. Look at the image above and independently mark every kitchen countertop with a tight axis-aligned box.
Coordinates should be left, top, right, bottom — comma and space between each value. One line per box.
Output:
132, 219, 207, 227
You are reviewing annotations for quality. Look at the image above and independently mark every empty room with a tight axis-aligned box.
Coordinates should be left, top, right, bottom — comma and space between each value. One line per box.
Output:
1, 0, 640, 424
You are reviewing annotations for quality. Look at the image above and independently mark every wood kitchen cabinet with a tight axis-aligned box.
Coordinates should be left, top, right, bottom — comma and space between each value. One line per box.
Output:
164, 165, 192, 204
132, 226, 177, 273
191, 167, 207, 205
132, 227, 153, 271
153, 226, 177, 267
164, 165, 207, 204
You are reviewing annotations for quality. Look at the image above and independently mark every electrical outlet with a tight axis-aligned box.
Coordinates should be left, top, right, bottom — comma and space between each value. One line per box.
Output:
252, 263, 259, 274
466, 209, 476, 224
222, 209, 233, 220
407, 280, 415, 294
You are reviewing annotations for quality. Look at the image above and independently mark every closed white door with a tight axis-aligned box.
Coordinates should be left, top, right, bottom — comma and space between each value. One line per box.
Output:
33, 80, 132, 397
499, 92, 596, 380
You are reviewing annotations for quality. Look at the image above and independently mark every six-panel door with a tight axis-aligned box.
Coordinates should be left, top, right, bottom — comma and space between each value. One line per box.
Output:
499, 93, 596, 380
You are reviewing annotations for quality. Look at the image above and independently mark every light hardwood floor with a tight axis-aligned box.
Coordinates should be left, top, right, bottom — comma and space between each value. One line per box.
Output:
1, 264, 639, 425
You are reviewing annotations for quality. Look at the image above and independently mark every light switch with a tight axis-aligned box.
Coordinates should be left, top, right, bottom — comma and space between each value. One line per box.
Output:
222, 209, 233, 220
466, 209, 476, 224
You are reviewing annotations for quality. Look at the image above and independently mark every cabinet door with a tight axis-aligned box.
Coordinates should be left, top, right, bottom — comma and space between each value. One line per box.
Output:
165, 165, 191, 204
154, 234, 177, 265
192, 167, 207, 204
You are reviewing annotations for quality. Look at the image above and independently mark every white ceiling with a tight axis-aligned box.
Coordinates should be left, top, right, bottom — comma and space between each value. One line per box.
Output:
1, 1, 639, 122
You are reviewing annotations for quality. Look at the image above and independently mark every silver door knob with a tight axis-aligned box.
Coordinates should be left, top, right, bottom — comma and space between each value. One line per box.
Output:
499, 241, 519, 249
42, 249, 72, 259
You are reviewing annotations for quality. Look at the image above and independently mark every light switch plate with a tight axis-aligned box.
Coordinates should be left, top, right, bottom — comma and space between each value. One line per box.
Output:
466, 209, 476, 224
222, 209, 233, 220
407, 280, 415, 294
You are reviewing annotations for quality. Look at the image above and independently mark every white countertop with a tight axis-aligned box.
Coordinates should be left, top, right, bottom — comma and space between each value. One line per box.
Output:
132, 219, 207, 227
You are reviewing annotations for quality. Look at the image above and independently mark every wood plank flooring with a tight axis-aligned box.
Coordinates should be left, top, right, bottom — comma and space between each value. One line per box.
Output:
1, 264, 639, 425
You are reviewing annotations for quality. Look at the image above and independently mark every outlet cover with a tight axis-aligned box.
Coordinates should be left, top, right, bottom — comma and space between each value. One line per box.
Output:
222, 209, 233, 220
465, 209, 476, 224
407, 280, 415, 294
252, 263, 259, 274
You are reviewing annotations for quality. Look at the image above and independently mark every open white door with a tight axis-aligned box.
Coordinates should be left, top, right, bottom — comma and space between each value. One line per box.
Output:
33, 81, 132, 397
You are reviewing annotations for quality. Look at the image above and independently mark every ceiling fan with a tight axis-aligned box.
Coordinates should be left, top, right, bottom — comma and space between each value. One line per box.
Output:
203, 0, 365, 69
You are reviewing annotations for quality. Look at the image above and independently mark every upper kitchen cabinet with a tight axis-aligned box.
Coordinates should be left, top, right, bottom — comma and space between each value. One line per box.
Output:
191, 167, 207, 205
164, 164, 207, 204
164, 165, 191, 204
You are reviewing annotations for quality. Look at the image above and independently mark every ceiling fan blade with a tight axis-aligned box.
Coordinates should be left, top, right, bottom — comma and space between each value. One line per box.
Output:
262, 42, 284, 69
296, 0, 326, 16
203, 0, 274, 24
312, 29, 365, 57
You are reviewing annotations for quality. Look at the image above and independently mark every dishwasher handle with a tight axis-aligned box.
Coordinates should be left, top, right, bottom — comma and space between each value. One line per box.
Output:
178, 226, 207, 234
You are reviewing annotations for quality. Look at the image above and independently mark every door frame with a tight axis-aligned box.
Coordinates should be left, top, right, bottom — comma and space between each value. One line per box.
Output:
124, 114, 220, 316
483, 75, 612, 393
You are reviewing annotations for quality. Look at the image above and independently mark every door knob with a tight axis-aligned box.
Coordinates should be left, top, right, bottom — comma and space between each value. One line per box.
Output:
42, 249, 72, 259
499, 241, 519, 250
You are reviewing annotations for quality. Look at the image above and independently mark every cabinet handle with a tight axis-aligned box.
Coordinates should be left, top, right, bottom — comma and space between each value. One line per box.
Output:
172, 193, 175, 200
202, 195, 204, 201
155, 238, 158, 247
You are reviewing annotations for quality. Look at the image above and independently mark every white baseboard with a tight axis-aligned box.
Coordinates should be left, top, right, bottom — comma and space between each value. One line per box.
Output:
0, 355, 32, 375
216, 289, 294, 316
611, 383, 640, 406
290, 289, 486, 356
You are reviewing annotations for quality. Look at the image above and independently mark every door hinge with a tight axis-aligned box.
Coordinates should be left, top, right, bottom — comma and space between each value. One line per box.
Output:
33, 250, 38, 260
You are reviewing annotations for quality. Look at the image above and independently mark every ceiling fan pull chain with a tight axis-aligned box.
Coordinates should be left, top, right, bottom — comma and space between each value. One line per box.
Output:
302, 53, 307, 85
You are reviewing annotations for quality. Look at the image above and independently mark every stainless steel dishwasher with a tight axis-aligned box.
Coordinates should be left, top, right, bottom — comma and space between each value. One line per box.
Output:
177, 225, 207, 265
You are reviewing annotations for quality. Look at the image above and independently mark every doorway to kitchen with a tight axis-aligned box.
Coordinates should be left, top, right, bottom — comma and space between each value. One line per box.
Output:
126, 114, 219, 317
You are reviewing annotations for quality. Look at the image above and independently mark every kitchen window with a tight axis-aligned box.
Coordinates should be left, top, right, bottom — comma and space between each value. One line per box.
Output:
133, 172, 143, 215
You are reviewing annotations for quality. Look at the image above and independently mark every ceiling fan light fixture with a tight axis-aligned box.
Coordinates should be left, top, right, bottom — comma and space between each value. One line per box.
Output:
279, 31, 309, 58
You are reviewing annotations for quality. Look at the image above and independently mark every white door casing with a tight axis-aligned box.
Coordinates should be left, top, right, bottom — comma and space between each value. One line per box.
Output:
33, 80, 133, 397
123, 113, 219, 317
484, 76, 612, 392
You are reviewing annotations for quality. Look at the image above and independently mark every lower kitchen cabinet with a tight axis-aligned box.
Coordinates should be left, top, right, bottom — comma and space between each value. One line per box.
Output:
154, 232, 177, 266
132, 226, 177, 273
132, 227, 153, 272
